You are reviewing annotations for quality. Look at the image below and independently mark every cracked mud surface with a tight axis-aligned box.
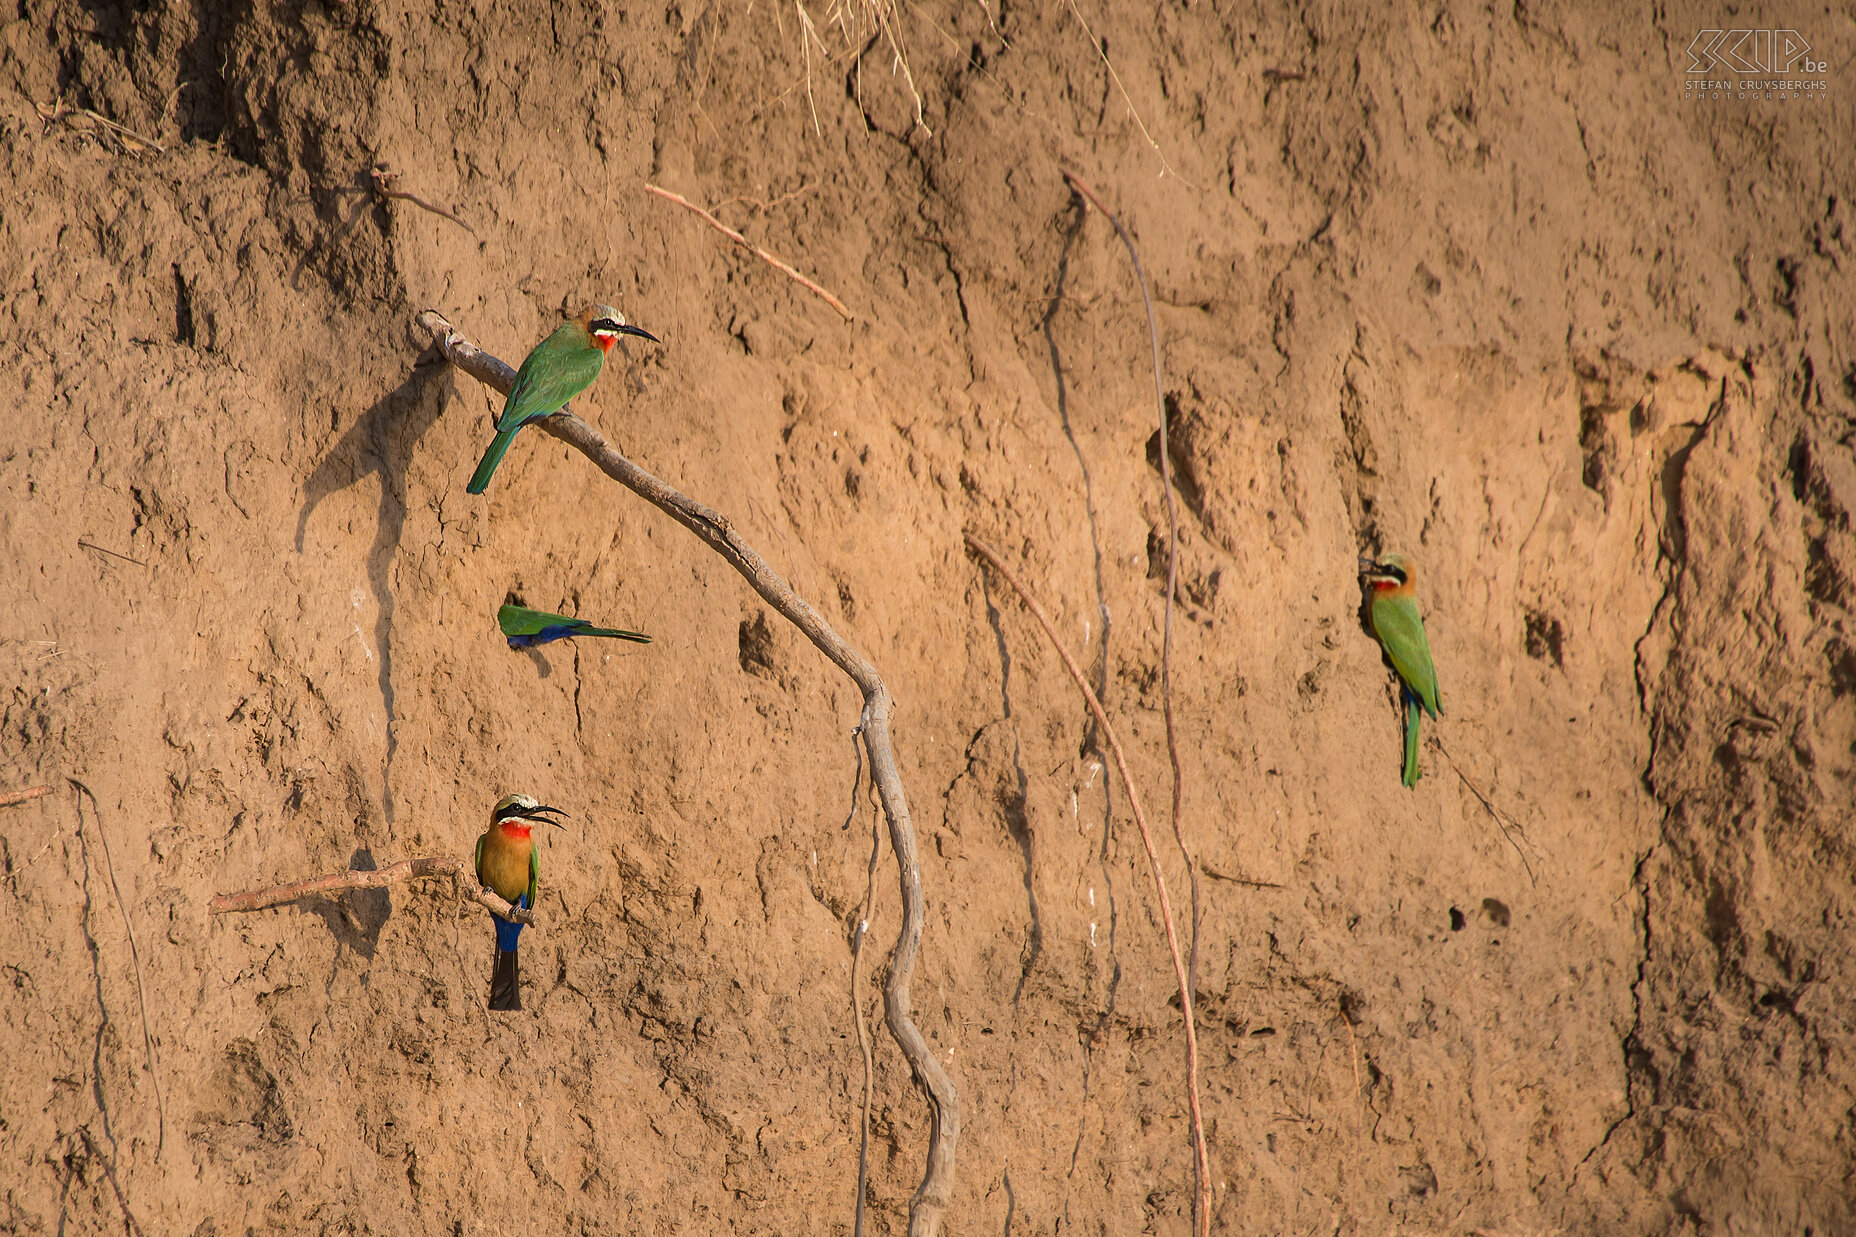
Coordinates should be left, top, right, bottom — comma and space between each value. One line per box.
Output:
3, 3, 1852, 1233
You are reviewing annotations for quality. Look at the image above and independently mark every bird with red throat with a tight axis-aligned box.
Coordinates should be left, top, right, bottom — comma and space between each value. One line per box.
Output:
1360, 551, 1443, 787
475, 793, 565, 1010
466, 304, 659, 495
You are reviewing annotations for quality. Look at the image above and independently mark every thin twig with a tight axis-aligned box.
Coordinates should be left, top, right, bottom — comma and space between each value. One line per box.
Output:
1, 784, 52, 808
847, 730, 882, 1237
210, 855, 537, 924
419, 309, 954, 1236
78, 539, 148, 568
370, 164, 477, 235
644, 183, 854, 321
1063, 170, 1207, 1236
1340, 1001, 1363, 1118
1200, 864, 1281, 889
69, 780, 165, 1162
1429, 735, 1540, 887
964, 533, 1211, 1237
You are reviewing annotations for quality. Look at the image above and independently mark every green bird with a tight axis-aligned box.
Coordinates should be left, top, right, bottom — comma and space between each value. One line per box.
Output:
1360, 552, 1442, 787
466, 303, 659, 495
497, 603, 650, 650
475, 793, 566, 1011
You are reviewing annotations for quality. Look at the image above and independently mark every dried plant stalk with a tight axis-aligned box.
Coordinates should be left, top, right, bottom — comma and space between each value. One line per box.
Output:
417, 309, 956, 1236
645, 184, 854, 320
964, 532, 1212, 1236
0, 783, 52, 808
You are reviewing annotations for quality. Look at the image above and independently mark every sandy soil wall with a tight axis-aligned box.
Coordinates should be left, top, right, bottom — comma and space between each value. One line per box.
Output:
2, 1, 1852, 1233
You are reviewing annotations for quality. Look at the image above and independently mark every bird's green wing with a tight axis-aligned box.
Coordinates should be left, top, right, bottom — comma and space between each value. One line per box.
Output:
1371, 595, 1441, 717
497, 604, 584, 636
473, 833, 485, 885
497, 603, 649, 643
496, 329, 606, 431
527, 844, 540, 909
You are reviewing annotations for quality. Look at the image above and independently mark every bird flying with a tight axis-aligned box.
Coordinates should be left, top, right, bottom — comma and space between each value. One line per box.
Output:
1360, 552, 1442, 788
466, 304, 658, 495
474, 793, 566, 1010
497, 603, 650, 650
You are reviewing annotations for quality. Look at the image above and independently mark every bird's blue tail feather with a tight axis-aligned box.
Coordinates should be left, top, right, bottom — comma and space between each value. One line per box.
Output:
494, 892, 528, 952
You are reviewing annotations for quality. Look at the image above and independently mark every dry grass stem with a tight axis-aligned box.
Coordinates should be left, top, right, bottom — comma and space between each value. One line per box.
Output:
35, 100, 165, 153
645, 183, 854, 320
963, 533, 1212, 1237
70, 780, 166, 1161
1061, 3, 1184, 182
78, 539, 149, 568
419, 309, 955, 1237
1064, 169, 1208, 1234
795, 1, 831, 136
1430, 734, 1540, 886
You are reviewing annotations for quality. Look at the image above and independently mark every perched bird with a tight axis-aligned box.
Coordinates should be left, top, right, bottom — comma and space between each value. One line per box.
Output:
1360, 552, 1442, 788
466, 304, 659, 495
474, 793, 566, 1011
498, 603, 650, 650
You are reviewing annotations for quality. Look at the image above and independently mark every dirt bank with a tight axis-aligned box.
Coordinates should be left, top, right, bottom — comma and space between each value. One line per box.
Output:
3, 2, 1852, 1232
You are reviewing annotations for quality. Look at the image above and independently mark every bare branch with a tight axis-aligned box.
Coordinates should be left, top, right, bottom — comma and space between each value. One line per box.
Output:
964, 532, 1212, 1236
847, 735, 882, 1237
0, 784, 52, 808
370, 163, 477, 236
644, 184, 855, 321
418, 309, 955, 1236
210, 855, 536, 924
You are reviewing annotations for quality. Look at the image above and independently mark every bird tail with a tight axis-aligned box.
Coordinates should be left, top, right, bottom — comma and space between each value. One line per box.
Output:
488, 946, 521, 1011
467, 425, 522, 494
487, 893, 527, 1010
1402, 694, 1423, 788
576, 625, 652, 644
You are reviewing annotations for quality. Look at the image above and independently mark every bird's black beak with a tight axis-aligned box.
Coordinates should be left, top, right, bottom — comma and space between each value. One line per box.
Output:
590, 316, 661, 345
1357, 556, 1377, 573
531, 804, 569, 826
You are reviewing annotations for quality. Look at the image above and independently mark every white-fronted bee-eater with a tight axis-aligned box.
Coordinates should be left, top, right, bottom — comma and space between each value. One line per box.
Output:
475, 793, 565, 1010
1360, 552, 1442, 787
497, 603, 650, 650
466, 304, 658, 495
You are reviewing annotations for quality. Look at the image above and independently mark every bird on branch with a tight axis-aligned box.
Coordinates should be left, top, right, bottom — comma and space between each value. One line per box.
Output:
466, 303, 658, 494
475, 793, 566, 1010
